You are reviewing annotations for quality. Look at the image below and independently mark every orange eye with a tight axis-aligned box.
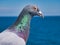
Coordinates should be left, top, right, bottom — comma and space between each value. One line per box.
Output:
33, 7, 37, 10
34, 7, 36, 9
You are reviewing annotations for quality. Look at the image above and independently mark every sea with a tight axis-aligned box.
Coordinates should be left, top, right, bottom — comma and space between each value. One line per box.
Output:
0, 16, 60, 45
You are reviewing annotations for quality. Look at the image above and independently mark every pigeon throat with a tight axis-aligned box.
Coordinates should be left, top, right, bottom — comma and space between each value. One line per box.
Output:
16, 14, 31, 32
7, 13, 31, 41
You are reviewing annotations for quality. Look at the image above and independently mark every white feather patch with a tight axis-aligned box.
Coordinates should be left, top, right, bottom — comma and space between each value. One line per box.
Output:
0, 32, 26, 45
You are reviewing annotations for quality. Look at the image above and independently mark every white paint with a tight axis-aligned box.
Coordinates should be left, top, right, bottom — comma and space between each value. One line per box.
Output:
0, 31, 26, 45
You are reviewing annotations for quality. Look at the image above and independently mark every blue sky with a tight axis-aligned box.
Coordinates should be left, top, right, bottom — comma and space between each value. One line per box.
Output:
0, 0, 60, 16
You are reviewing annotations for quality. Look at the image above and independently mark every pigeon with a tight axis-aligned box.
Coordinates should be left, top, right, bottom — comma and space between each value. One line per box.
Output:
0, 5, 43, 45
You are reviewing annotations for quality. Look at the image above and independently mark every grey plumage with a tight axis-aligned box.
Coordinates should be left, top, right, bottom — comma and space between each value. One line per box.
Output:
0, 5, 43, 45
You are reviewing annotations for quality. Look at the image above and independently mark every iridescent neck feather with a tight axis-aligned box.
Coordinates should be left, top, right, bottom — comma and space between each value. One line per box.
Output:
8, 12, 32, 41
16, 14, 31, 32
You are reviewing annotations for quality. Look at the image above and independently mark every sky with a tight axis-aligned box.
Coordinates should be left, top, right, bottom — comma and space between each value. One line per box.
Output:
0, 0, 60, 16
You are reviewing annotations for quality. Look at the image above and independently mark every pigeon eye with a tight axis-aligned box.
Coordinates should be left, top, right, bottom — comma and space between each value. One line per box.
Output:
33, 7, 37, 10
34, 7, 36, 9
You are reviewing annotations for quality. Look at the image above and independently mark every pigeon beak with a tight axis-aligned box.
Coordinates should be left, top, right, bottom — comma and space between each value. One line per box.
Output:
38, 11, 44, 18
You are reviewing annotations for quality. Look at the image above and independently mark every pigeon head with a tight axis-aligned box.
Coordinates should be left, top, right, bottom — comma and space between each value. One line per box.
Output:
23, 5, 44, 18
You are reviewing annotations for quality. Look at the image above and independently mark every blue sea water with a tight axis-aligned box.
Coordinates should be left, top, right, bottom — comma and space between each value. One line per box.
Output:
0, 16, 60, 45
